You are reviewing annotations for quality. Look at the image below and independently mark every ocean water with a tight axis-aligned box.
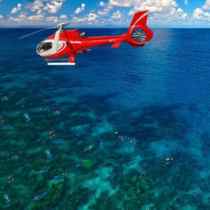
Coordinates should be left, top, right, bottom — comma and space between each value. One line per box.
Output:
1, 28, 210, 209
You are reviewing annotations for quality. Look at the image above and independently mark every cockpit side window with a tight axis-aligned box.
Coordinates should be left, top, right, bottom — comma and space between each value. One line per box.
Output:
80, 32, 86, 37
38, 42, 52, 52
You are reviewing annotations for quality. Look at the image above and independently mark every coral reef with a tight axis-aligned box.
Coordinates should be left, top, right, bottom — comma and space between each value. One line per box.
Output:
1, 66, 210, 210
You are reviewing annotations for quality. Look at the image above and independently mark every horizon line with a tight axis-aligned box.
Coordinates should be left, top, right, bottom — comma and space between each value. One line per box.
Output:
0, 26, 210, 29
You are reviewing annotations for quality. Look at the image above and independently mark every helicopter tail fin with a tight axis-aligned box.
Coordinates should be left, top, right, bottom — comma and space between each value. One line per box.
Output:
127, 11, 153, 47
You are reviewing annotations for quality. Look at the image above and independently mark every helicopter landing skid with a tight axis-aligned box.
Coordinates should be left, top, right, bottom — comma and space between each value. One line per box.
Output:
47, 62, 76, 66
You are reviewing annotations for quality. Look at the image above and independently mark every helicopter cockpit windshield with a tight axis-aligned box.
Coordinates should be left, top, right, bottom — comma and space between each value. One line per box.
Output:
37, 42, 52, 53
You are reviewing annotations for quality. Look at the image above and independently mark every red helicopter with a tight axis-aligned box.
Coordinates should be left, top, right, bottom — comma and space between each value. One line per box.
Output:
34, 11, 153, 66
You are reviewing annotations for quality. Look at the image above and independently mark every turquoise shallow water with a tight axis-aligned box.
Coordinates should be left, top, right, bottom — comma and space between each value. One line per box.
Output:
1, 28, 210, 209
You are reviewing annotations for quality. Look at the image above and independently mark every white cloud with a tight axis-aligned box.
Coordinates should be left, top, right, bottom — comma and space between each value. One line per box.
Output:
11, 3, 22, 14
46, 16, 59, 23
203, 0, 210, 10
28, 14, 44, 22
29, 0, 65, 15
75, 3, 86, 15
60, 14, 68, 19
46, 0, 64, 14
109, 0, 181, 13
4, 0, 210, 27
112, 10, 122, 20
110, 0, 133, 7
69, 0, 189, 26
104, 0, 188, 25
99, 1, 105, 7
30, 0, 45, 14
193, 0, 210, 22
5, 0, 67, 26
97, 4, 112, 16
71, 11, 99, 25
87, 12, 98, 22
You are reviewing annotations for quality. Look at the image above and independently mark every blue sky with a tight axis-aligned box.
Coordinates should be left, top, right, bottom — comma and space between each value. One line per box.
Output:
0, 0, 210, 27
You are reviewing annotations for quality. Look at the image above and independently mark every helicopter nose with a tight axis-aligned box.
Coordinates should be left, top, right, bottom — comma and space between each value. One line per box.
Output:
36, 40, 67, 58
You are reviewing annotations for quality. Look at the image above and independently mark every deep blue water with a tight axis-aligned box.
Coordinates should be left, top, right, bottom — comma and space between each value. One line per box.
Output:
1, 28, 210, 209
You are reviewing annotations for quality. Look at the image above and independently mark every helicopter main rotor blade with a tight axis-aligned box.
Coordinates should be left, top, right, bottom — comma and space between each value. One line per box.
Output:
19, 27, 55, 40
18, 21, 72, 40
